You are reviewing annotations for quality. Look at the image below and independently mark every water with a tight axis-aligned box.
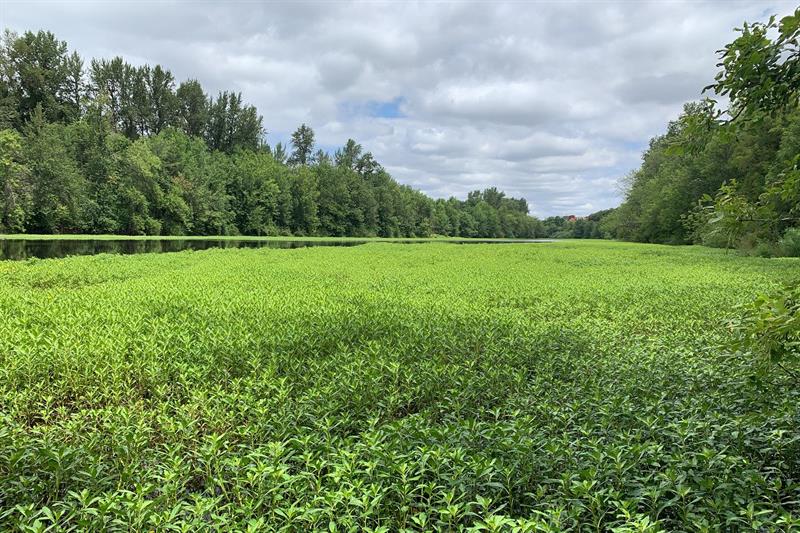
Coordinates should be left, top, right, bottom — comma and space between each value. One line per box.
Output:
0, 238, 552, 261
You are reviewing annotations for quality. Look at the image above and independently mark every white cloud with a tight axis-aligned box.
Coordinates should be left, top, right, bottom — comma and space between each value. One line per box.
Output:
1, 0, 796, 216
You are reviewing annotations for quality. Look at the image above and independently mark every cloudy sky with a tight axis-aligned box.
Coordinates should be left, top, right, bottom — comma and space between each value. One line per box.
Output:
1, 1, 795, 216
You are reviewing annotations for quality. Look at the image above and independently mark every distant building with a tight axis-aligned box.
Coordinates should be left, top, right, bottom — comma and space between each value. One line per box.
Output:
565, 215, 577, 222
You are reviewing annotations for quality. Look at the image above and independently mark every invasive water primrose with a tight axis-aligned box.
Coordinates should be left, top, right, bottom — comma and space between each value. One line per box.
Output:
0, 241, 798, 531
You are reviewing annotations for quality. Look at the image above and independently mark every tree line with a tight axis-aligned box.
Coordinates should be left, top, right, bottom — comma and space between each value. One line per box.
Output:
0, 29, 540, 238
600, 9, 800, 256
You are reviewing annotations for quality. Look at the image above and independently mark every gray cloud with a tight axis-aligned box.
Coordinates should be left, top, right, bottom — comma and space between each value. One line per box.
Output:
617, 73, 709, 105
1, 0, 796, 216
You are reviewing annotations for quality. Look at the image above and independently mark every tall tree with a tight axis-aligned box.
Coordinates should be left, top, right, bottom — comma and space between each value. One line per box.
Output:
206, 91, 263, 153
0, 27, 543, 240
176, 79, 208, 138
288, 123, 314, 166
702, 8, 800, 243
63, 51, 84, 121
5, 30, 74, 125
270, 141, 288, 164
334, 138, 361, 169
0, 128, 32, 232
314, 148, 331, 166
146, 64, 176, 135
355, 151, 381, 176
0, 31, 20, 128
23, 106, 87, 232
290, 165, 319, 234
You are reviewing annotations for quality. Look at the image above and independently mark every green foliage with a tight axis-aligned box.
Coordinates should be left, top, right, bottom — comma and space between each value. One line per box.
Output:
540, 209, 613, 239
205, 91, 263, 153
779, 228, 800, 257
607, 103, 736, 244
2, 117, 535, 238
334, 138, 362, 170
0, 28, 540, 239
0, 129, 31, 232
175, 79, 208, 138
706, 9, 800, 119
0, 241, 797, 530
1, 30, 80, 126
288, 123, 315, 166
608, 102, 799, 250
728, 282, 800, 379
699, 8, 800, 250
606, 10, 800, 251
22, 107, 86, 233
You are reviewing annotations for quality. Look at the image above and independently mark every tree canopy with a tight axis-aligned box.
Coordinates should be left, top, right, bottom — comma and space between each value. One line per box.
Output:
0, 29, 542, 238
602, 8, 800, 255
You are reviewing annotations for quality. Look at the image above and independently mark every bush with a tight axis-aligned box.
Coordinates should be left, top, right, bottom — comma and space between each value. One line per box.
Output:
779, 228, 800, 257
753, 241, 780, 258
729, 282, 800, 379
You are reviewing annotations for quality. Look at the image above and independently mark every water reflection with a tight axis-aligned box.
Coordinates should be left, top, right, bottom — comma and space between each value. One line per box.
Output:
0, 239, 366, 261
0, 238, 551, 260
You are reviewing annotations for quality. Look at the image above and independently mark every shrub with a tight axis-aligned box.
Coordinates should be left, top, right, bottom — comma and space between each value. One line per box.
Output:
753, 241, 780, 258
729, 282, 800, 380
779, 227, 800, 257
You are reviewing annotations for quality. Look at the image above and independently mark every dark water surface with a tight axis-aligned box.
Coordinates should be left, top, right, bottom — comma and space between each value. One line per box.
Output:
0, 238, 551, 260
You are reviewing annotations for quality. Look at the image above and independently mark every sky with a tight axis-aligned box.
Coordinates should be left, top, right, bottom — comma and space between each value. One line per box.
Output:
1, 1, 796, 217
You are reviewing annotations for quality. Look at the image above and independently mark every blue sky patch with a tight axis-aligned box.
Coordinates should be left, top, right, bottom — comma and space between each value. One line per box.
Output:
340, 97, 406, 119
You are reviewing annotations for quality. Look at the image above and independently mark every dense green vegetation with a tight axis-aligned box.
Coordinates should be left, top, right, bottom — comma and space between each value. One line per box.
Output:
2, 6, 799, 533
2, 10, 798, 246
0, 241, 798, 531
539, 210, 614, 240
604, 9, 800, 256
0, 30, 538, 238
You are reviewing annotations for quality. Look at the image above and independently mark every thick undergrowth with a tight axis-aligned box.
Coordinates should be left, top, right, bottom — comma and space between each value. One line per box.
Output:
0, 241, 798, 531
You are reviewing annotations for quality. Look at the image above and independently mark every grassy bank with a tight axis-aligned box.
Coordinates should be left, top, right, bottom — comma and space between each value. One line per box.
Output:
0, 241, 797, 530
